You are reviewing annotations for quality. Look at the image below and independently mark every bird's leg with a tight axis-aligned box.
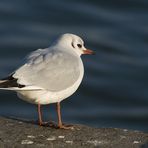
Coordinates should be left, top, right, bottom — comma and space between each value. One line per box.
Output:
38, 104, 44, 126
56, 102, 74, 129
38, 103, 56, 127
37, 104, 49, 126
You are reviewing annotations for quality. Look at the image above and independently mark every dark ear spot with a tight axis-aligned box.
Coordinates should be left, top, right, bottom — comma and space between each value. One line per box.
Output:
71, 42, 75, 48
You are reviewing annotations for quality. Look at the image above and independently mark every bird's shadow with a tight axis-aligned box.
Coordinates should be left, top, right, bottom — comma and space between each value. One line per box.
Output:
2, 115, 76, 130
2, 115, 38, 125
2, 115, 60, 128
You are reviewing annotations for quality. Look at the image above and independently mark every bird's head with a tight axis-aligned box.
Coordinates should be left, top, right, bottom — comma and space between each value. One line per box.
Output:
54, 33, 95, 56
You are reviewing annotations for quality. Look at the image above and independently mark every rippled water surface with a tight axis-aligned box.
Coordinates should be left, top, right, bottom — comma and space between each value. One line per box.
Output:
0, 0, 148, 131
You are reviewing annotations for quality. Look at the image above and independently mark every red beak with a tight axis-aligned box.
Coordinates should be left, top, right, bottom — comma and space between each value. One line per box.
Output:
83, 49, 95, 55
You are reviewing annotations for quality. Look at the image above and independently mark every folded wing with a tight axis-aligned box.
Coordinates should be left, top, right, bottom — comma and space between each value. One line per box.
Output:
11, 48, 81, 91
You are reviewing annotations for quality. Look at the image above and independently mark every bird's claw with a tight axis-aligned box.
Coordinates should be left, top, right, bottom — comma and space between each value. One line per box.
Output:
57, 124, 74, 130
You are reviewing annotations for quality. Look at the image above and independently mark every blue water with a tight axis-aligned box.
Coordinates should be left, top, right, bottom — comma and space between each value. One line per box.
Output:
0, 0, 148, 131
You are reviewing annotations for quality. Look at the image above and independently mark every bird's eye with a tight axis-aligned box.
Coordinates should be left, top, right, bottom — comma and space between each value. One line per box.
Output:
77, 44, 82, 48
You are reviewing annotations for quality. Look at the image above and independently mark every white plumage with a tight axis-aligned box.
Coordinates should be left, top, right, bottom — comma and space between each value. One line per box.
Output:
0, 33, 94, 128
0, 33, 87, 104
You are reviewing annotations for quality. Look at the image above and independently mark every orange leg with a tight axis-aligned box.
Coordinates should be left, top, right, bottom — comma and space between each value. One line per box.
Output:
56, 102, 73, 129
57, 102, 62, 127
38, 104, 43, 126
38, 103, 56, 127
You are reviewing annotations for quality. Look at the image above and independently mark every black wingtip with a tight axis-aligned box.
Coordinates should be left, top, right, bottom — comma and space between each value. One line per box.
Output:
0, 73, 25, 88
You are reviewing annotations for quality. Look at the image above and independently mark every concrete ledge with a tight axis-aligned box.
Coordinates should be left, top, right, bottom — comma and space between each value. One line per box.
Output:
0, 117, 147, 148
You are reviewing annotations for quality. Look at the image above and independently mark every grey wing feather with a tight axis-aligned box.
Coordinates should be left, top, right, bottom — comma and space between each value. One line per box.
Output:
13, 48, 81, 91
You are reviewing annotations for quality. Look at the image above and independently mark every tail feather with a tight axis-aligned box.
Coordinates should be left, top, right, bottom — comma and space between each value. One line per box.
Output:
0, 80, 7, 83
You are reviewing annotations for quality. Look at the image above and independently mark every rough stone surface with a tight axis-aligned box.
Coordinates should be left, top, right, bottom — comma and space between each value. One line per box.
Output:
0, 117, 148, 148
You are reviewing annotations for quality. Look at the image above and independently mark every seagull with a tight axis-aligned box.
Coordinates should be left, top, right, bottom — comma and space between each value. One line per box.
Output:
0, 33, 94, 129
